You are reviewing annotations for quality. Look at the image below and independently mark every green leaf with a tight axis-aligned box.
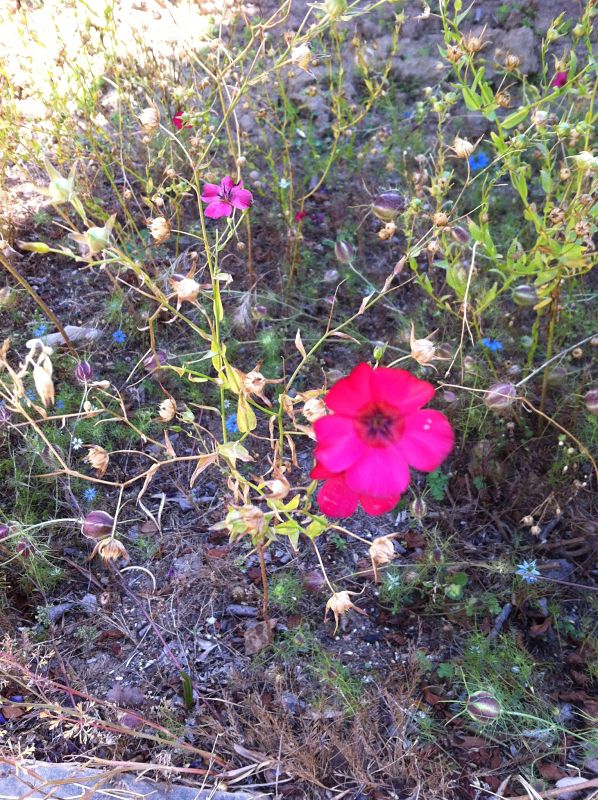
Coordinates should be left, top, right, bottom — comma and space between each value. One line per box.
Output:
462, 86, 481, 111
274, 520, 301, 549
502, 107, 529, 129
180, 671, 194, 710
540, 169, 553, 195
305, 517, 328, 539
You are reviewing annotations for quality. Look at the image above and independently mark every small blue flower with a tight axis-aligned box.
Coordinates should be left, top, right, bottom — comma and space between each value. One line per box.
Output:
516, 560, 541, 584
469, 152, 491, 171
33, 323, 48, 338
56, 399, 65, 410
112, 329, 127, 344
225, 413, 239, 434
26, 389, 37, 401
481, 337, 503, 353
83, 487, 97, 502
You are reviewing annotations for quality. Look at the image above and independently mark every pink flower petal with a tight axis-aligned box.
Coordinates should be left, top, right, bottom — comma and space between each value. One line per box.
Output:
371, 368, 435, 415
204, 200, 233, 219
396, 409, 454, 471
230, 187, 253, 210
201, 183, 221, 200
359, 493, 400, 515
221, 176, 235, 193
173, 111, 184, 130
325, 362, 374, 415
345, 446, 410, 498
310, 460, 335, 480
317, 476, 359, 518
313, 414, 365, 473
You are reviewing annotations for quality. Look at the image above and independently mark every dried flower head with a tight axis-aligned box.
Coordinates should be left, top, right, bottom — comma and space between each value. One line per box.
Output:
445, 43, 464, 63
369, 535, 396, 582
461, 29, 487, 54
559, 166, 571, 181
410, 322, 438, 366
503, 52, 521, 71
84, 445, 110, 477
171, 276, 200, 309
432, 211, 450, 228
159, 397, 177, 422
303, 396, 327, 423
452, 137, 475, 159
325, 590, 366, 633
262, 466, 291, 500
291, 43, 312, 71
32, 352, 54, 408
149, 216, 171, 244
96, 537, 129, 564
532, 109, 549, 127
378, 221, 397, 240
139, 106, 160, 133
496, 90, 511, 108
219, 504, 266, 543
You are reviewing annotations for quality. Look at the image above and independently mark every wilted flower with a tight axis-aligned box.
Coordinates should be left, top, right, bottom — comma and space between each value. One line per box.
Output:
496, 90, 511, 108
466, 691, 501, 723
290, 43, 312, 70
303, 396, 327, 422
159, 397, 177, 422
149, 217, 171, 244
32, 352, 54, 408
139, 106, 160, 133
461, 29, 487, 54
75, 361, 93, 383
262, 466, 291, 500
551, 71, 568, 88
584, 388, 598, 415
325, 590, 366, 633
484, 382, 517, 411
503, 52, 521, 71
84, 445, 110, 477
200, 177, 253, 219
410, 323, 439, 366
217, 504, 266, 543
96, 537, 129, 563
82, 510, 114, 539
445, 43, 464, 63
171, 275, 200, 309
369, 535, 396, 582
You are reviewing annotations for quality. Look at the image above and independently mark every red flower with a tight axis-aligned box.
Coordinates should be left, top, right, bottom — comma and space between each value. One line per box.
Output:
295, 210, 308, 222
172, 110, 192, 130
200, 176, 253, 219
551, 71, 568, 88
310, 363, 454, 517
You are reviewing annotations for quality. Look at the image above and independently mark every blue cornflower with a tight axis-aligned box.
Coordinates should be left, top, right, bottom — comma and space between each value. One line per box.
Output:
225, 413, 239, 434
515, 560, 541, 584
112, 329, 127, 344
33, 323, 48, 338
83, 487, 97, 502
469, 152, 491, 171
481, 337, 503, 352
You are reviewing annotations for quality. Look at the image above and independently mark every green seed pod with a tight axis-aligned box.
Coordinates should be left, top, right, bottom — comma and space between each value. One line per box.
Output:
466, 691, 501, 723
372, 192, 407, 222
512, 285, 538, 307
325, 0, 347, 18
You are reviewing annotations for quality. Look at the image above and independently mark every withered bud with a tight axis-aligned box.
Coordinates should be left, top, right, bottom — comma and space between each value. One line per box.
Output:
158, 397, 177, 422
303, 397, 327, 422
452, 136, 475, 159
149, 216, 171, 244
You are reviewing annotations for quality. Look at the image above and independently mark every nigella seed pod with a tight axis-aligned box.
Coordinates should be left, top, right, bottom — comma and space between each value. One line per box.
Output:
334, 240, 354, 264
0, 523, 9, 539
143, 349, 168, 373
512, 285, 538, 307
450, 225, 470, 244
82, 510, 114, 539
466, 691, 501, 723
410, 497, 427, 521
371, 192, 406, 222
16, 540, 32, 558
303, 570, 326, 594
546, 365, 567, 387
75, 361, 93, 383
585, 388, 598, 415
484, 382, 517, 410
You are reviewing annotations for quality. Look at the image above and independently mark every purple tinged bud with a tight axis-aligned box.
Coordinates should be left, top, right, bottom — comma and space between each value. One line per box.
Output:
466, 691, 501, 723
484, 382, 517, 410
82, 510, 114, 539
450, 225, 470, 244
585, 388, 598, 415
410, 497, 427, 520
334, 240, 354, 264
143, 349, 168, 373
16, 540, 32, 557
512, 285, 538, 307
75, 361, 93, 383
252, 305, 267, 320
0, 523, 9, 540
371, 191, 407, 222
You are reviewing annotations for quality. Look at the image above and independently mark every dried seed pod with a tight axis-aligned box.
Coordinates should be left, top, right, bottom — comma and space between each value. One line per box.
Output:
158, 397, 177, 422
484, 382, 517, 410
84, 445, 109, 477
139, 106, 160, 133
466, 691, 501, 723
585, 388, 598, 415
325, 590, 366, 633
452, 137, 475, 159
369, 535, 396, 582
82, 510, 114, 539
149, 216, 171, 244
334, 240, 354, 264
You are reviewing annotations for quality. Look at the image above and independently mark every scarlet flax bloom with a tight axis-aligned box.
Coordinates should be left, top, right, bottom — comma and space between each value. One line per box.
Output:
200, 176, 253, 219
172, 110, 192, 130
311, 363, 454, 517
551, 71, 568, 88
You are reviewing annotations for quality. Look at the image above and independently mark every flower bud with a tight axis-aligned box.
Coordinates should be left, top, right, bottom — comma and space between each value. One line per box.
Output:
75, 361, 93, 383
149, 216, 171, 244
371, 191, 406, 222
334, 240, 354, 264
410, 497, 427, 521
17, 241, 52, 254
466, 691, 501, 723
585, 388, 598, 415
82, 510, 114, 539
303, 570, 326, 594
85, 215, 116, 254
512, 285, 537, 307
325, 0, 347, 18
484, 382, 517, 411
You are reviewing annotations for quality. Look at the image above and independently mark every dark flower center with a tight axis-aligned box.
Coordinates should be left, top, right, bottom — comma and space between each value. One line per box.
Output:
356, 403, 401, 446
